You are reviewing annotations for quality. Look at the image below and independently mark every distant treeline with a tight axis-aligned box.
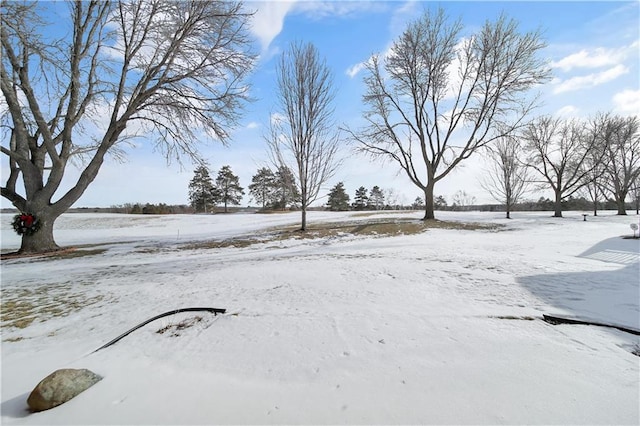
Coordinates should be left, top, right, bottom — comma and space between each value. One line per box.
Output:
78, 203, 196, 214
3, 196, 633, 216
107, 203, 253, 214
443, 197, 638, 214
334, 196, 637, 214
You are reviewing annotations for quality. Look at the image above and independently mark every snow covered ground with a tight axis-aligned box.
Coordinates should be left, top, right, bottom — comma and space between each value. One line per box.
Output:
1, 210, 639, 425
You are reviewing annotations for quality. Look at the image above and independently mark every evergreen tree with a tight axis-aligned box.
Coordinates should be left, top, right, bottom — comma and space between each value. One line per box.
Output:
249, 168, 277, 210
353, 186, 369, 210
434, 195, 448, 210
413, 197, 425, 209
273, 166, 301, 210
188, 166, 217, 213
214, 165, 244, 213
369, 186, 385, 210
326, 182, 350, 211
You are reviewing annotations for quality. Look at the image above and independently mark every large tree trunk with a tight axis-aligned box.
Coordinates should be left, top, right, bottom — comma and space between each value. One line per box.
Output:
18, 210, 62, 254
616, 202, 627, 215
423, 181, 435, 220
553, 190, 563, 218
616, 191, 628, 215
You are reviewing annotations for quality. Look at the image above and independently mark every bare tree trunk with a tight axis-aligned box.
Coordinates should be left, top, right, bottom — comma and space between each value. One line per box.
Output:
423, 183, 435, 220
553, 190, 563, 218
616, 193, 628, 215
301, 206, 307, 231
19, 210, 62, 254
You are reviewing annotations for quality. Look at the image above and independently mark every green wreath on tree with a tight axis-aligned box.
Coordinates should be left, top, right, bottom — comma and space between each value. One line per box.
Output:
12, 213, 41, 236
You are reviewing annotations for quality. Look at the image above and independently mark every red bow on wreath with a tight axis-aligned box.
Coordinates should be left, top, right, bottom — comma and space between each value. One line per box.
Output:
21, 214, 34, 227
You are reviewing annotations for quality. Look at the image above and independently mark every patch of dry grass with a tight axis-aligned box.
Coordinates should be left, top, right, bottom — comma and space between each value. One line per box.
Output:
156, 316, 203, 337
183, 218, 502, 251
275, 217, 500, 236
1, 247, 108, 262
1, 283, 105, 331
490, 315, 537, 321
182, 237, 267, 251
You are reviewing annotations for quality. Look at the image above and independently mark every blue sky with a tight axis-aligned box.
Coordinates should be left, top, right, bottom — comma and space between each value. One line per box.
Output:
3, 1, 639, 209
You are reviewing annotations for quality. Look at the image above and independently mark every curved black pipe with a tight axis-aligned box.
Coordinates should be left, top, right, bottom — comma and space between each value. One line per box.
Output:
543, 314, 640, 336
92, 307, 226, 353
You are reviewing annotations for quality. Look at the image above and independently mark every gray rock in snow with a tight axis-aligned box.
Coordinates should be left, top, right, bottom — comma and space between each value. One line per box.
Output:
27, 368, 102, 412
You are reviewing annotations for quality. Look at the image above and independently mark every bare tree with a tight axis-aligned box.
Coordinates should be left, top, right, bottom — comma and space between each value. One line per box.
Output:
579, 162, 607, 217
1, 0, 255, 253
452, 190, 476, 211
598, 114, 640, 215
384, 187, 401, 209
345, 9, 549, 220
579, 116, 610, 216
266, 42, 341, 231
523, 116, 599, 218
481, 136, 530, 219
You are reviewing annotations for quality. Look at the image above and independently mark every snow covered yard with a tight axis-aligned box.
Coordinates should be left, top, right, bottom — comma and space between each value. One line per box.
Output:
1, 210, 639, 425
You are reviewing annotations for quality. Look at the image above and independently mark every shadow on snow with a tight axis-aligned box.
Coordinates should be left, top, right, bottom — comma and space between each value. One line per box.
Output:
517, 236, 639, 331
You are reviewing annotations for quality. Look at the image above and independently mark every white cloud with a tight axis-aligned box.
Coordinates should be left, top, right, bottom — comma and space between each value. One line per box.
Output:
552, 64, 628, 94
294, 1, 387, 20
249, 1, 298, 52
246, 121, 260, 129
250, 1, 388, 54
552, 48, 625, 72
612, 89, 640, 116
346, 62, 367, 79
550, 40, 639, 72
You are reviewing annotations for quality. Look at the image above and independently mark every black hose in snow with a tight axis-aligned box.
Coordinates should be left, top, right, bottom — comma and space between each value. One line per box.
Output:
92, 307, 226, 353
543, 314, 640, 336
